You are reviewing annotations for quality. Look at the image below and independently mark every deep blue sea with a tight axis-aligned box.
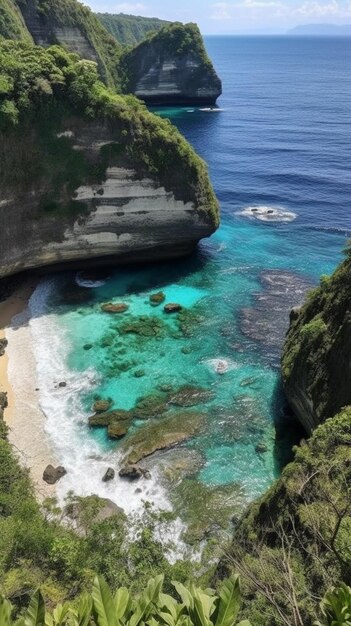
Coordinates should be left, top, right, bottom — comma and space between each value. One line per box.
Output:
28, 37, 351, 544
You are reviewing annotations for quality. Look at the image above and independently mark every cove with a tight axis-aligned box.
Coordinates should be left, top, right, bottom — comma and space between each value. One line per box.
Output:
27, 36, 351, 545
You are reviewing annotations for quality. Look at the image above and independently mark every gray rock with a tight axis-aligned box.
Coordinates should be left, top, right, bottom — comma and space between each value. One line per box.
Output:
164, 303, 182, 314
102, 467, 115, 482
43, 464, 67, 485
119, 464, 144, 480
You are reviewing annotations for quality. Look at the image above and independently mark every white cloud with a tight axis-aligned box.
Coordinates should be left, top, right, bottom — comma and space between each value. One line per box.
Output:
210, 0, 351, 22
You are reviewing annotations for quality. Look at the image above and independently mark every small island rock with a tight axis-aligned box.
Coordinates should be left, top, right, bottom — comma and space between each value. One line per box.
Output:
102, 467, 115, 482
101, 303, 129, 314
164, 303, 182, 314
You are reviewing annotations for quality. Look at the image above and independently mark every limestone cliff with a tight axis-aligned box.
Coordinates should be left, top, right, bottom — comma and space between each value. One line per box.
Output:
282, 249, 351, 433
0, 41, 219, 279
120, 23, 222, 105
14, 0, 122, 88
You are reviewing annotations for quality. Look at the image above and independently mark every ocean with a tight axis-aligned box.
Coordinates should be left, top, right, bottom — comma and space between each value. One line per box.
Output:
25, 36, 351, 544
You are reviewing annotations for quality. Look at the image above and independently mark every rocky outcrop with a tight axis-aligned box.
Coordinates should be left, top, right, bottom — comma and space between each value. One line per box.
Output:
43, 464, 67, 484
120, 23, 222, 105
15, 0, 121, 88
282, 251, 351, 433
0, 113, 218, 278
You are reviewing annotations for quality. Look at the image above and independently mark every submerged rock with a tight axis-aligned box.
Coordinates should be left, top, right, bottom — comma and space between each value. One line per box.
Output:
120, 411, 205, 465
89, 409, 132, 427
164, 303, 182, 314
149, 292, 166, 306
168, 385, 214, 407
119, 316, 165, 338
108, 420, 131, 439
43, 465, 67, 485
102, 467, 115, 482
101, 303, 129, 314
93, 399, 113, 413
240, 270, 312, 366
132, 394, 168, 419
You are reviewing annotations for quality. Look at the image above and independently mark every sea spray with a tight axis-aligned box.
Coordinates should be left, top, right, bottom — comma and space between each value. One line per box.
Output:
27, 279, 176, 515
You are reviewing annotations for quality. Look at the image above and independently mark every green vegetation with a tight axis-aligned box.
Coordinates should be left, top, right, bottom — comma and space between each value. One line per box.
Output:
221, 406, 351, 626
282, 245, 351, 425
0, 39, 219, 224
0, 573, 252, 625
96, 12, 170, 47
0, 0, 31, 41
120, 22, 218, 95
15, 0, 122, 88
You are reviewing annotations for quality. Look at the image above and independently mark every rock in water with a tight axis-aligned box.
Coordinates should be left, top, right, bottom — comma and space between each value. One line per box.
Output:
108, 421, 131, 439
93, 399, 113, 413
121, 23, 222, 105
102, 467, 115, 482
164, 303, 182, 314
101, 303, 129, 314
119, 465, 145, 480
240, 270, 312, 366
43, 465, 67, 485
149, 292, 166, 306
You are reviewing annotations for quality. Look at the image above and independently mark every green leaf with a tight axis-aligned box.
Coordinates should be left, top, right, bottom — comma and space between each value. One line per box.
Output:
92, 576, 117, 626
214, 576, 241, 626
237, 621, 252, 626
114, 588, 130, 622
24, 591, 46, 626
0, 595, 12, 626
172, 583, 194, 611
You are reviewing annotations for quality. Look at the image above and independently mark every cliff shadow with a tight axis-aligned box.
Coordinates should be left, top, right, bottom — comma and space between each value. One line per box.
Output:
271, 375, 305, 474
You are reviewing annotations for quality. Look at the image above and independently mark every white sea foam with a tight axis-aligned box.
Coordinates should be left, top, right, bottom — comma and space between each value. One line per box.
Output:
26, 278, 190, 557
205, 358, 239, 374
75, 272, 107, 288
237, 206, 297, 223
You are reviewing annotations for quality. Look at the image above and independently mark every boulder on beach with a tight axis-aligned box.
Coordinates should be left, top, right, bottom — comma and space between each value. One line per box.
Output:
149, 292, 166, 306
89, 409, 133, 427
101, 303, 129, 314
164, 303, 182, 314
43, 465, 67, 485
0, 338, 8, 357
102, 467, 115, 482
108, 420, 131, 439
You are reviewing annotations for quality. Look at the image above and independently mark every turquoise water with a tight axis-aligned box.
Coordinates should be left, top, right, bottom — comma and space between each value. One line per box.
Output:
31, 36, 351, 540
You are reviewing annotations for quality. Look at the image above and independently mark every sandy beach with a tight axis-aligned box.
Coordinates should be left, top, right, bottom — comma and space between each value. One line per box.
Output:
0, 279, 57, 501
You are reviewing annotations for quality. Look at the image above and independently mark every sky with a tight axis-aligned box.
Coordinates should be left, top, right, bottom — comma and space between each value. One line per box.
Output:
85, 0, 351, 33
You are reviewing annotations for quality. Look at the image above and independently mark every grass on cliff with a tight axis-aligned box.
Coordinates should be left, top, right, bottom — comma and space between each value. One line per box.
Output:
220, 405, 351, 626
15, 0, 123, 88
282, 244, 351, 422
0, 40, 219, 225
0, 0, 32, 41
96, 12, 170, 47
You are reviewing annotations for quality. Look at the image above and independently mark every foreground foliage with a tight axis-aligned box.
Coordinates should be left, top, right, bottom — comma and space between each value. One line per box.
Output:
0, 574, 252, 626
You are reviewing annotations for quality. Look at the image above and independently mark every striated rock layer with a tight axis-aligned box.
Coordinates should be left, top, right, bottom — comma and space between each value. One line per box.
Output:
121, 23, 222, 105
0, 117, 218, 278
282, 250, 351, 433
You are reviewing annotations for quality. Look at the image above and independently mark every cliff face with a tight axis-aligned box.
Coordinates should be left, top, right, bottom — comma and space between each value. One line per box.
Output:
220, 407, 351, 625
282, 250, 351, 433
15, 0, 122, 88
0, 0, 32, 41
0, 126, 215, 277
0, 41, 219, 278
120, 23, 222, 105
